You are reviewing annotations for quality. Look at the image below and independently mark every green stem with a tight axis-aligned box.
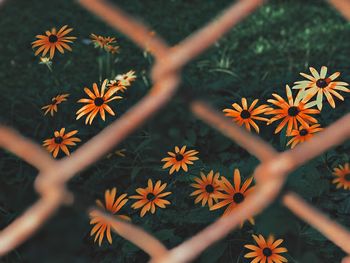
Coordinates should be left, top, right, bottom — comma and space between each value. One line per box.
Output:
50, 68, 61, 90
98, 55, 103, 83
106, 50, 111, 79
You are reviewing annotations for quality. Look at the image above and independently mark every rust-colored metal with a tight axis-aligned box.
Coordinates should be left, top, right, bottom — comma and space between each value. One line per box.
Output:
329, 0, 350, 21
191, 100, 277, 162
91, 209, 169, 259
0, 0, 349, 262
283, 192, 350, 254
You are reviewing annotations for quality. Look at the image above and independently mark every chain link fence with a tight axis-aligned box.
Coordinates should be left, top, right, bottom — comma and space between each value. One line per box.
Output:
0, 0, 350, 262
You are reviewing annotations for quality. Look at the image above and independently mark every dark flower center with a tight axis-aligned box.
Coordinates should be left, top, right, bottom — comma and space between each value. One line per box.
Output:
288, 106, 299, 117
240, 110, 251, 119
316, 78, 329, 88
263, 247, 273, 257
51, 99, 57, 105
94, 97, 104, 106
48, 34, 58, 43
54, 136, 63, 144
344, 173, 350, 182
205, 184, 214, 193
299, 129, 308, 136
175, 153, 184, 161
146, 193, 156, 201
233, 193, 245, 204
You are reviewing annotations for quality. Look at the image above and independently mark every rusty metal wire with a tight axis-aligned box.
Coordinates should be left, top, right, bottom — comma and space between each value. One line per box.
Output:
0, 0, 350, 262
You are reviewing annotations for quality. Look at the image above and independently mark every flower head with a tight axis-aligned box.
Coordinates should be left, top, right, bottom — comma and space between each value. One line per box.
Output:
41, 94, 69, 116
130, 179, 171, 217
190, 170, 222, 208
107, 70, 137, 94
106, 45, 119, 54
287, 124, 323, 148
90, 34, 119, 53
161, 146, 199, 174
266, 85, 320, 135
244, 234, 288, 263
107, 80, 127, 94
43, 128, 81, 158
115, 70, 137, 87
32, 25, 76, 59
39, 57, 51, 64
223, 98, 271, 133
90, 188, 130, 246
332, 163, 350, 190
293, 66, 349, 110
210, 169, 255, 225
76, 79, 122, 125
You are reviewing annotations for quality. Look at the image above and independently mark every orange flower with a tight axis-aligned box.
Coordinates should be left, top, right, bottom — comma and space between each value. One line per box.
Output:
90, 188, 130, 246
223, 98, 271, 133
90, 33, 119, 54
332, 163, 350, 190
41, 94, 69, 116
90, 34, 116, 48
32, 25, 76, 59
76, 79, 122, 125
106, 45, 119, 54
210, 169, 255, 225
266, 85, 320, 135
244, 234, 288, 263
190, 170, 222, 208
161, 146, 199, 174
293, 66, 349, 110
130, 179, 171, 217
107, 70, 137, 94
287, 124, 323, 148
107, 80, 127, 94
115, 70, 137, 87
43, 128, 81, 158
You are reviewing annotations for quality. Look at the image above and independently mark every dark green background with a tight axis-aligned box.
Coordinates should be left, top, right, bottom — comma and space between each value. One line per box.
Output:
0, 0, 349, 262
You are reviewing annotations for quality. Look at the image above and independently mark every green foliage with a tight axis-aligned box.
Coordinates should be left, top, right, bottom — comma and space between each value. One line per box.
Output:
0, 0, 349, 262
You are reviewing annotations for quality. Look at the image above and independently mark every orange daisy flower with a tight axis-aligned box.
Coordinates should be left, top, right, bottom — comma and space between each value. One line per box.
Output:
76, 79, 122, 125
106, 45, 119, 54
107, 80, 127, 94
286, 124, 323, 149
266, 85, 320, 135
210, 169, 255, 225
332, 163, 350, 190
43, 128, 81, 158
90, 34, 116, 48
32, 25, 76, 59
130, 179, 171, 217
107, 70, 137, 94
90, 33, 119, 54
41, 94, 69, 116
244, 234, 288, 263
223, 98, 271, 133
90, 188, 130, 246
190, 170, 222, 208
115, 70, 137, 87
161, 146, 199, 175
293, 66, 349, 110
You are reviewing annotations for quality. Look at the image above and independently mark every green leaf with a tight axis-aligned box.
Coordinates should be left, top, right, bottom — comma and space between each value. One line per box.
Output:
198, 241, 227, 263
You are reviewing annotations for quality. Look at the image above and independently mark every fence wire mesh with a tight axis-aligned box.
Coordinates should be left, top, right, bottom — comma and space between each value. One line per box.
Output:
0, 0, 350, 262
